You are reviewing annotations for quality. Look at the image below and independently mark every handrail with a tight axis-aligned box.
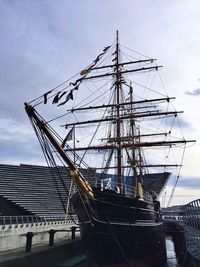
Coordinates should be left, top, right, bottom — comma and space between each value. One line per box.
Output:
0, 215, 77, 227
91, 178, 153, 203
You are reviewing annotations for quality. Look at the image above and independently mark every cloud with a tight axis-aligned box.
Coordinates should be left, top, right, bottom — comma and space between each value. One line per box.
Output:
0, 0, 199, 175
0, 117, 45, 164
168, 116, 191, 129
162, 176, 200, 206
167, 176, 200, 190
185, 88, 200, 96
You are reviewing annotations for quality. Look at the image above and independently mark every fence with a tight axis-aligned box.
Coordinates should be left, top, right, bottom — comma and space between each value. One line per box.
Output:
0, 215, 77, 228
182, 199, 200, 261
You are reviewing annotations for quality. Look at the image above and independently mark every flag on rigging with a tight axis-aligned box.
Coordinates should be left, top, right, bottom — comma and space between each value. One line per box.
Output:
61, 126, 75, 147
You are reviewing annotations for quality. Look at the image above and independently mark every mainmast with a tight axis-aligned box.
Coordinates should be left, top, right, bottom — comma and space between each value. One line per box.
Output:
115, 31, 122, 190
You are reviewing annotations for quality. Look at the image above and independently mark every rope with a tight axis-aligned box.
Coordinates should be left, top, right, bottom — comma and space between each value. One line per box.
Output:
126, 77, 167, 97
30, 72, 80, 106
46, 80, 111, 124
30, 42, 115, 108
79, 86, 115, 165
120, 44, 151, 59
28, 111, 95, 226
65, 176, 74, 218
167, 144, 186, 207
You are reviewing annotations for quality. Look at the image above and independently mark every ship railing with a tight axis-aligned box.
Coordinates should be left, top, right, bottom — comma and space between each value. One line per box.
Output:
92, 178, 153, 203
182, 199, 200, 261
0, 215, 77, 228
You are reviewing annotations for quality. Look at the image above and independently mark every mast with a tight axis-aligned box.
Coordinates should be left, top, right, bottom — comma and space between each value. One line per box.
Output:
115, 30, 122, 190
129, 84, 137, 188
25, 33, 196, 202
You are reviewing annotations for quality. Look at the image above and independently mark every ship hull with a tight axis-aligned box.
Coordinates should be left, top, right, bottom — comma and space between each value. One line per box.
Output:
72, 188, 166, 267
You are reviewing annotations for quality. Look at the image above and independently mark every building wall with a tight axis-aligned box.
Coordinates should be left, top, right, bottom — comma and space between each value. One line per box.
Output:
0, 239, 84, 267
0, 220, 77, 251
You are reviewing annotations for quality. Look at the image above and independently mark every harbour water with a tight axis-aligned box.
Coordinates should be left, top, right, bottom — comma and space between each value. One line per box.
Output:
53, 235, 194, 267
166, 236, 178, 267
54, 236, 188, 267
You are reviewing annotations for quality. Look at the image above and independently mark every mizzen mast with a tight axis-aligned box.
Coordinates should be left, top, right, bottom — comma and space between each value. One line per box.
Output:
129, 83, 138, 190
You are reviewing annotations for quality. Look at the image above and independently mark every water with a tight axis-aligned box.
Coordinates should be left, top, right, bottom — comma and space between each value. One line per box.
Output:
54, 236, 189, 267
166, 236, 178, 267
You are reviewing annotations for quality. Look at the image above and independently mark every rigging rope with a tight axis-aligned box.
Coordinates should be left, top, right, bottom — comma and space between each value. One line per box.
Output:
167, 144, 186, 207
30, 119, 92, 226
29, 117, 68, 211
30, 72, 80, 107
120, 44, 151, 59
79, 87, 115, 166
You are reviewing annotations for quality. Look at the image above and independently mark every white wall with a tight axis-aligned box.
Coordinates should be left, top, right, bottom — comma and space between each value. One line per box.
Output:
0, 221, 77, 251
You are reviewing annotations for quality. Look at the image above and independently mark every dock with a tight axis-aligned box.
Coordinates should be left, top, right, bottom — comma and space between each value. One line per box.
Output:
162, 199, 200, 267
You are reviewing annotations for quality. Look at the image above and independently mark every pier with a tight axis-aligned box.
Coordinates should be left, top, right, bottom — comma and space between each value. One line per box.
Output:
0, 164, 200, 266
0, 215, 83, 267
182, 199, 200, 266
0, 215, 79, 251
162, 200, 200, 267
0, 201, 200, 267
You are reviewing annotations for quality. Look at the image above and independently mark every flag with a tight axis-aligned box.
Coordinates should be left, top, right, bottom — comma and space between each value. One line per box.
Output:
43, 90, 52, 104
57, 91, 73, 106
61, 126, 74, 147
52, 91, 67, 104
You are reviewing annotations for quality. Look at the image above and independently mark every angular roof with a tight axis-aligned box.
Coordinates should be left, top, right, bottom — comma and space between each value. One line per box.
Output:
0, 164, 96, 217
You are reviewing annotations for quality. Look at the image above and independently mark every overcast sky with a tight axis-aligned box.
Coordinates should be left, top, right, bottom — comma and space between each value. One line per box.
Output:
0, 0, 199, 206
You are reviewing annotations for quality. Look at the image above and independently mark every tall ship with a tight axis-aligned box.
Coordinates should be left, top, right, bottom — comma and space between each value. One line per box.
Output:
25, 32, 194, 267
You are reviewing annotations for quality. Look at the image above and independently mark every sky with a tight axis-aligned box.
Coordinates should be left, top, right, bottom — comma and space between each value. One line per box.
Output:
0, 0, 199, 206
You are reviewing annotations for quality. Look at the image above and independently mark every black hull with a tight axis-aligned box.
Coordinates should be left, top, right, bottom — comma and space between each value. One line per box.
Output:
72, 188, 166, 267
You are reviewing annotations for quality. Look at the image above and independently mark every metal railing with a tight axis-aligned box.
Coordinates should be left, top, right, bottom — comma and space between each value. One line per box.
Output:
94, 178, 153, 203
0, 215, 77, 228
182, 199, 200, 260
